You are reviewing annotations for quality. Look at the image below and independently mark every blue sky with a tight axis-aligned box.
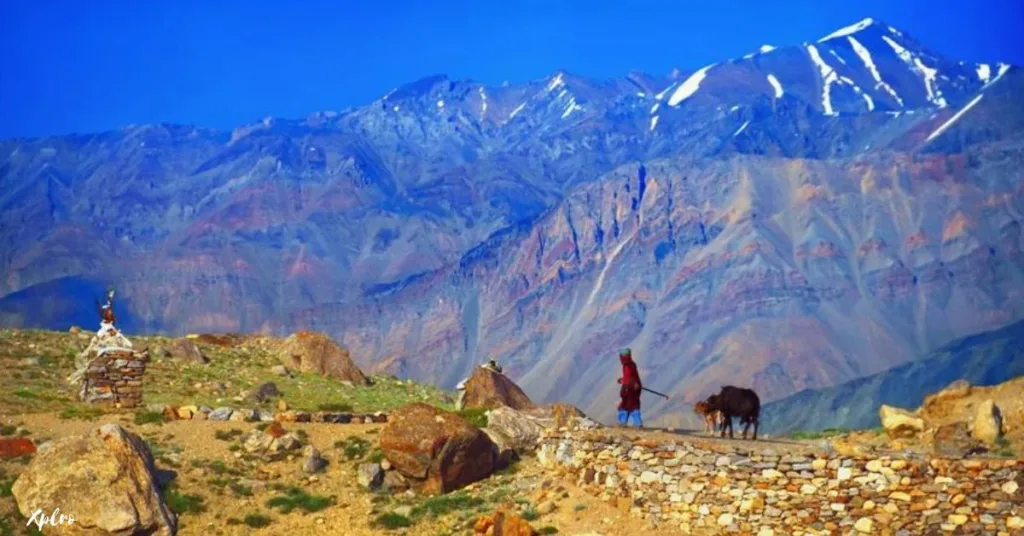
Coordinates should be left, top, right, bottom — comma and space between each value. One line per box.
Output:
1, 0, 1022, 139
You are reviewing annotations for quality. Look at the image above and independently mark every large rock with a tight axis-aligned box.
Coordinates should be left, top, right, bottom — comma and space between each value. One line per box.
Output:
463, 367, 536, 411
971, 400, 1004, 444
879, 405, 925, 438
279, 331, 369, 385
485, 407, 547, 453
473, 508, 537, 535
11, 423, 176, 535
164, 338, 209, 364
380, 402, 496, 494
932, 422, 983, 457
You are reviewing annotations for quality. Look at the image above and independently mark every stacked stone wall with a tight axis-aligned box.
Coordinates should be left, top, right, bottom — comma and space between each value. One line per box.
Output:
538, 431, 1023, 535
82, 349, 147, 408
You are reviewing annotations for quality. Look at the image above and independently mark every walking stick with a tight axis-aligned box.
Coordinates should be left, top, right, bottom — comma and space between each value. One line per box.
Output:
642, 387, 669, 399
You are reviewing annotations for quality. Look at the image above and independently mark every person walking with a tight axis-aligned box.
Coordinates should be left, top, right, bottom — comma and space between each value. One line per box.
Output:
617, 348, 643, 427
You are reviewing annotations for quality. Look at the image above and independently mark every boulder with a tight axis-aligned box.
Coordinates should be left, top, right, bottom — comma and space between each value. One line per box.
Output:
932, 422, 983, 457
485, 407, 547, 453
279, 331, 369, 385
463, 366, 536, 411
208, 407, 233, 421
879, 405, 925, 438
357, 463, 383, 490
247, 382, 282, 403
0, 438, 36, 460
473, 508, 538, 536
242, 429, 303, 458
971, 400, 1004, 444
11, 424, 176, 535
165, 338, 209, 364
380, 402, 496, 494
302, 446, 327, 474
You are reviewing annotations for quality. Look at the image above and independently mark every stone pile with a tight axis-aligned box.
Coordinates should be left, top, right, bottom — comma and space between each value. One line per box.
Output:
81, 349, 149, 408
538, 431, 1023, 535
147, 404, 389, 425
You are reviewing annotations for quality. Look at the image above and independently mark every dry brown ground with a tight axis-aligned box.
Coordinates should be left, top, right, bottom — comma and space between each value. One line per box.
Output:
0, 413, 717, 536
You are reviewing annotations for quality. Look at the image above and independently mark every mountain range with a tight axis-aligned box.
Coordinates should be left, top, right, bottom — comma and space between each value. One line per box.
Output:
2, 18, 1023, 426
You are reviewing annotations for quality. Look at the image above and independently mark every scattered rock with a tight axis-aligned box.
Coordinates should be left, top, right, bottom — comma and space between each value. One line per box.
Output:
208, 407, 233, 421
357, 463, 383, 490
279, 331, 369, 384
474, 508, 537, 535
0, 438, 36, 460
302, 446, 327, 474
380, 402, 497, 494
277, 399, 289, 412
932, 422, 982, 457
971, 400, 1003, 444
854, 517, 873, 533
68, 325, 82, 335
536, 500, 556, 515
242, 428, 302, 458
879, 404, 925, 438
270, 365, 291, 377
382, 470, 408, 492
248, 382, 282, 403
486, 406, 547, 453
463, 366, 536, 411
165, 338, 210, 364
12, 424, 176, 536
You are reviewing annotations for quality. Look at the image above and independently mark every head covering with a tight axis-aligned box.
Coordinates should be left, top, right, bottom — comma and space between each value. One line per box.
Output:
619, 347, 632, 364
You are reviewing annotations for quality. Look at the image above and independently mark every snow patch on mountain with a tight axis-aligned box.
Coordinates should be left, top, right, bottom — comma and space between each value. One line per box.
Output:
655, 82, 677, 101
848, 36, 904, 107
882, 35, 947, 108
650, 103, 660, 114
766, 74, 784, 98
925, 93, 984, 143
668, 64, 715, 106
976, 64, 992, 83
562, 96, 583, 119
743, 44, 777, 59
807, 45, 840, 116
733, 120, 750, 136
547, 73, 566, 92
829, 50, 848, 65
479, 88, 488, 115
509, 102, 526, 119
649, 115, 659, 131
819, 17, 874, 42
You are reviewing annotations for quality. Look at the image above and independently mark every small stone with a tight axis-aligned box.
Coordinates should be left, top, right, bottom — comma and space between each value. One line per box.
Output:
1007, 517, 1023, 529
357, 463, 383, 490
537, 501, 556, 515
1001, 481, 1018, 495
889, 491, 911, 502
866, 460, 883, 472
837, 467, 853, 481
947, 514, 968, 526
854, 517, 873, 533
717, 513, 733, 527
757, 529, 774, 536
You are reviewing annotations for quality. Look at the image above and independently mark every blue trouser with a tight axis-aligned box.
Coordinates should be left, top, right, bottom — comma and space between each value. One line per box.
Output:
617, 408, 643, 427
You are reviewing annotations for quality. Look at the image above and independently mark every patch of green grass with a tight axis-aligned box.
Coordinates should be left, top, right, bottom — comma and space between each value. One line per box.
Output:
0, 425, 16, 436
335, 436, 371, 460
12, 388, 38, 399
521, 506, 538, 521
165, 485, 206, 515
294, 429, 309, 442
317, 402, 353, 412
574, 503, 587, 512
993, 437, 1015, 458
214, 429, 244, 441
538, 527, 559, 535
265, 487, 334, 514
243, 513, 272, 528
228, 444, 242, 452
134, 411, 165, 426
790, 427, 849, 440
231, 482, 253, 497
58, 405, 105, 421
410, 492, 485, 518
0, 470, 14, 497
374, 512, 412, 529
368, 448, 384, 464
456, 407, 488, 428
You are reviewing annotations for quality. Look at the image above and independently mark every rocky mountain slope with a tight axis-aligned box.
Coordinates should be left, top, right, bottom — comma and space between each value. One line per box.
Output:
2, 18, 1023, 424
760, 319, 1024, 434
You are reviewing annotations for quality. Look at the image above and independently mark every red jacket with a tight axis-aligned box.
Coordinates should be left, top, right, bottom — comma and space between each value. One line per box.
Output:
618, 354, 642, 411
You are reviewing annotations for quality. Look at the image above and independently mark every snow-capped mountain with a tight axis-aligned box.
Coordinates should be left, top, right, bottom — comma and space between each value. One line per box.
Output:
2, 18, 1022, 426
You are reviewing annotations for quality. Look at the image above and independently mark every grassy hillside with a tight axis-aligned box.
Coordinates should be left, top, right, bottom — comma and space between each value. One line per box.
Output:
761, 319, 1024, 434
0, 328, 455, 418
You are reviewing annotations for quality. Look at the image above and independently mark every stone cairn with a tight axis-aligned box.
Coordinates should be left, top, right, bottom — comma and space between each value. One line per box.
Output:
69, 290, 149, 408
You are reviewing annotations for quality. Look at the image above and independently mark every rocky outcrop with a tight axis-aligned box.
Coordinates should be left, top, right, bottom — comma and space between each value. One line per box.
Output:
162, 338, 209, 364
463, 367, 536, 411
379, 402, 496, 494
972, 400, 1004, 444
278, 331, 369, 385
12, 423, 177, 535
879, 405, 925, 438
485, 407, 548, 454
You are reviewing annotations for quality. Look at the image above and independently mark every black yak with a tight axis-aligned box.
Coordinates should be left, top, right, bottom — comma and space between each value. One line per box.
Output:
704, 385, 761, 440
